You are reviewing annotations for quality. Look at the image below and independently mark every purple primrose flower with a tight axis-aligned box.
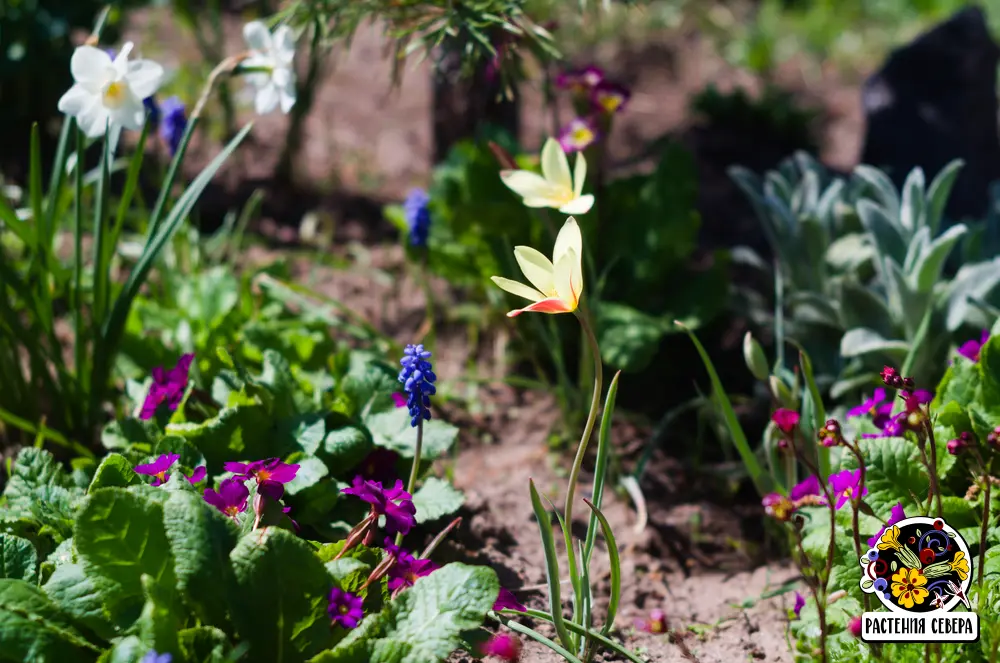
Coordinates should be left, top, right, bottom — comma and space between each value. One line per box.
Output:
793, 591, 806, 618
556, 65, 604, 92
224, 458, 299, 500
203, 477, 250, 520
494, 587, 527, 613
828, 469, 867, 510
557, 116, 600, 153
140, 353, 195, 420
958, 329, 989, 362
327, 587, 364, 629
590, 80, 630, 115
184, 466, 207, 485
135, 453, 180, 487
867, 502, 905, 548
342, 476, 417, 536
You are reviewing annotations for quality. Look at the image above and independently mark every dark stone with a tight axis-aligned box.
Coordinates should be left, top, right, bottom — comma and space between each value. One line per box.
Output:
860, 6, 1000, 220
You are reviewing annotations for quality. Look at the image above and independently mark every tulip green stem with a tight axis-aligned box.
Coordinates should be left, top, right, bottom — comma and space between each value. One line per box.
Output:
564, 307, 603, 546
396, 416, 424, 547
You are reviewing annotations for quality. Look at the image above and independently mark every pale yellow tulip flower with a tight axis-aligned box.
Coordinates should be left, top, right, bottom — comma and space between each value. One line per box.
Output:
499, 138, 594, 214
491, 218, 584, 317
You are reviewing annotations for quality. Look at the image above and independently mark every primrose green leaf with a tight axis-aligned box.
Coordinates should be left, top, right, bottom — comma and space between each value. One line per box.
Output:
162, 490, 239, 628
412, 478, 465, 525
0, 578, 99, 661
166, 404, 274, 469
100, 417, 155, 451
179, 625, 232, 662
312, 563, 498, 663
365, 409, 457, 459
285, 457, 329, 497
282, 414, 327, 456
2, 448, 80, 542
74, 488, 176, 626
340, 355, 400, 417
259, 350, 305, 418
321, 423, 373, 473
100, 635, 144, 663
229, 527, 336, 661
135, 574, 180, 659
43, 562, 116, 641
0, 534, 37, 583
88, 453, 141, 491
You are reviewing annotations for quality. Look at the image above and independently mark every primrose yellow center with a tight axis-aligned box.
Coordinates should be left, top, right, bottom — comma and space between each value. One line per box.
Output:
102, 80, 128, 109
339, 605, 349, 615
650, 622, 664, 633
224, 506, 238, 517
601, 96, 621, 112
155, 471, 167, 482
256, 469, 272, 481
572, 127, 594, 145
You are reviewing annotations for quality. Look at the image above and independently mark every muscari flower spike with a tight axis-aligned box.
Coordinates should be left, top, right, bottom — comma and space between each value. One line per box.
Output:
491, 217, 584, 317
399, 344, 436, 427
204, 477, 250, 521
58, 42, 165, 138
342, 476, 417, 537
141, 652, 171, 663
500, 138, 594, 214
327, 587, 364, 629
159, 95, 187, 156
403, 188, 432, 248
557, 116, 600, 153
140, 353, 195, 420
479, 632, 522, 662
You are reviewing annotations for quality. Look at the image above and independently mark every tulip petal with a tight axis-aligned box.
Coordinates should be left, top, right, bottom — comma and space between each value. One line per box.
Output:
573, 151, 587, 197
513, 246, 556, 295
244, 20, 273, 52
508, 297, 574, 317
552, 217, 583, 267
540, 137, 572, 191
70, 46, 112, 88
500, 170, 561, 201
126, 60, 165, 100
553, 249, 579, 311
558, 194, 595, 215
491, 277, 545, 302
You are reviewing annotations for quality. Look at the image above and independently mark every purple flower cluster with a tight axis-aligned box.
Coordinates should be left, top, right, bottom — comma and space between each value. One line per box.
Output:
847, 381, 933, 440
402, 188, 431, 248
867, 502, 905, 548
399, 344, 436, 427
140, 353, 194, 420
762, 470, 867, 521
554, 65, 631, 153
957, 329, 989, 363
342, 476, 417, 537
328, 587, 364, 629
134, 453, 205, 487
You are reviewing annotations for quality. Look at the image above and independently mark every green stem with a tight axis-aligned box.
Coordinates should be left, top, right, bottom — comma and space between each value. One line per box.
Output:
396, 417, 424, 546
563, 308, 604, 550
980, 458, 993, 589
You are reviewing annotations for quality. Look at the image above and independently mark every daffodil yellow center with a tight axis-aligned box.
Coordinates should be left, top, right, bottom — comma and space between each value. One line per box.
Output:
103, 80, 128, 108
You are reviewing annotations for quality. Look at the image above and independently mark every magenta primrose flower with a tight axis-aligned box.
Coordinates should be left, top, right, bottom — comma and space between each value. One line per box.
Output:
847, 388, 893, 427
327, 587, 364, 629
388, 551, 439, 593
135, 453, 180, 487
828, 469, 867, 510
591, 80, 630, 115
635, 608, 668, 634
479, 632, 522, 662
342, 476, 416, 536
224, 458, 299, 500
867, 502, 905, 547
772, 408, 800, 435
391, 392, 407, 408
185, 466, 207, 485
494, 587, 527, 613
901, 389, 933, 413
557, 116, 600, 153
556, 65, 604, 93
203, 477, 250, 520
793, 591, 805, 619
789, 475, 823, 502
958, 330, 989, 362
140, 353, 194, 420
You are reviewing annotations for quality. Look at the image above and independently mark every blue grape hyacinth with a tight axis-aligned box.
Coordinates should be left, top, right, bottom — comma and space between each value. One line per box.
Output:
403, 188, 431, 248
398, 344, 436, 427
160, 96, 187, 156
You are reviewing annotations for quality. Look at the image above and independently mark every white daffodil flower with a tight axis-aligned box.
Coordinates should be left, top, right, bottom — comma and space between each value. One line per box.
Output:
500, 137, 594, 215
242, 20, 297, 115
57, 42, 164, 139
491, 217, 584, 317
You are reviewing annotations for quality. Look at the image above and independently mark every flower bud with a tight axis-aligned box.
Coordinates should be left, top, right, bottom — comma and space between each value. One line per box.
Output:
880, 366, 903, 389
743, 332, 770, 381
848, 616, 863, 638
902, 376, 915, 390
988, 427, 1000, 451
769, 375, 795, 408
947, 438, 967, 455
818, 419, 844, 447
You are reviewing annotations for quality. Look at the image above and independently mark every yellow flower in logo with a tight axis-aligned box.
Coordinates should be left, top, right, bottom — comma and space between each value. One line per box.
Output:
891, 567, 929, 609
949, 551, 970, 581
877, 525, 902, 551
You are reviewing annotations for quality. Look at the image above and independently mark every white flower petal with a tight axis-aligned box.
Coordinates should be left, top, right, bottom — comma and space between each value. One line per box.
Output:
272, 25, 297, 63
552, 218, 583, 267
500, 169, 561, 201
553, 250, 579, 311
558, 194, 594, 215
112, 93, 146, 131
522, 197, 560, 208
58, 84, 94, 116
113, 42, 135, 77
513, 246, 556, 296
243, 20, 273, 53
254, 83, 280, 114
242, 53, 273, 73
491, 276, 544, 303
126, 59, 164, 99
573, 152, 587, 197
70, 46, 112, 86
77, 103, 111, 138
279, 87, 296, 114
540, 137, 572, 192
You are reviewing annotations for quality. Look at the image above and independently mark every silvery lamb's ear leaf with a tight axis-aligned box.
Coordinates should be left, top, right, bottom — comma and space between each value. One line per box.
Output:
884, 259, 928, 336
926, 159, 964, 236
837, 280, 894, 338
946, 258, 1000, 331
902, 225, 931, 275
792, 169, 820, 217
854, 164, 901, 219
765, 170, 794, 206
816, 179, 846, 229
857, 199, 907, 266
899, 166, 926, 233
840, 327, 910, 360
910, 224, 967, 294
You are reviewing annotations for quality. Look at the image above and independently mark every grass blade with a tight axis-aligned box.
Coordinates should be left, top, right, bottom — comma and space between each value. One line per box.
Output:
584, 370, 620, 566
798, 348, 829, 478
490, 614, 583, 663
110, 118, 151, 249
44, 115, 73, 232
73, 125, 87, 410
529, 479, 574, 651
91, 130, 111, 326
583, 499, 621, 638
510, 608, 648, 663
676, 321, 772, 497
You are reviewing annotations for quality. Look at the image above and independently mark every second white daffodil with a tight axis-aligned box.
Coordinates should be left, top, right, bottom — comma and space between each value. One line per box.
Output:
500, 138, 594, 215
491, 217, 584, 317
242, 20, 297, 115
